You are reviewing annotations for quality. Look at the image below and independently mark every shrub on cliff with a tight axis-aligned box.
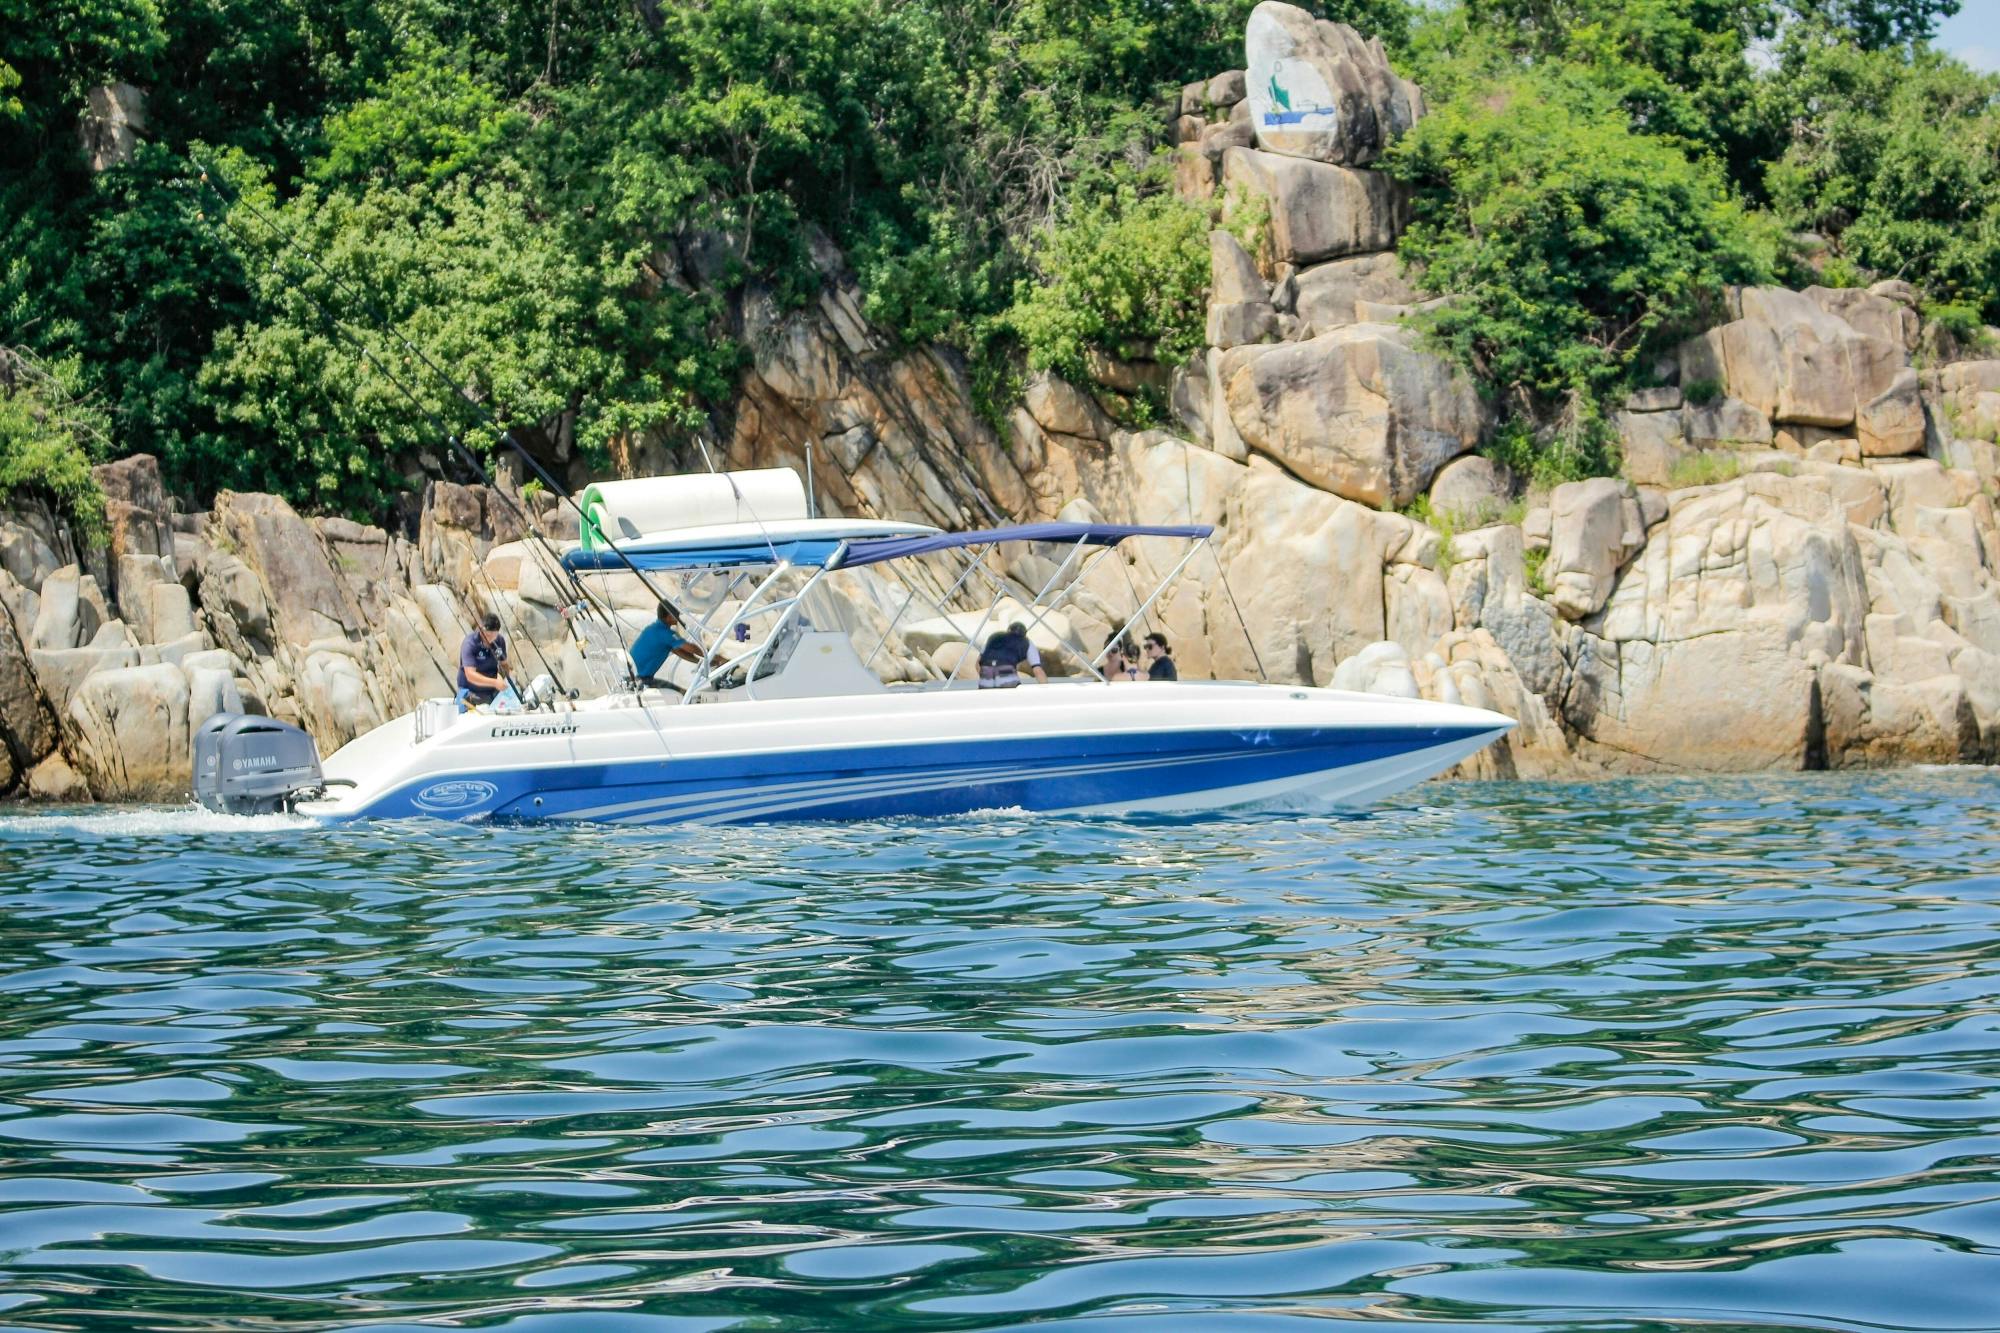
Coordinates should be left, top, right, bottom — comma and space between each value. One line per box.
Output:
1387, 67, 1775, 480
1763, 32, 2000, 322
1001, 175, 1213, 414
205, 162, 733, 520
0, 347, 106, 537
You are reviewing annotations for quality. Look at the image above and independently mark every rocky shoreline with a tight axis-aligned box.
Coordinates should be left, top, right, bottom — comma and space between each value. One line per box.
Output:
5, 6, 1999, 805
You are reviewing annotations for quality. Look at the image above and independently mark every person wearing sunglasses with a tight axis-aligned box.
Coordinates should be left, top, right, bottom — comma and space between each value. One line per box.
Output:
1102, 632, 1141, 682
1142, 632, 1177, 681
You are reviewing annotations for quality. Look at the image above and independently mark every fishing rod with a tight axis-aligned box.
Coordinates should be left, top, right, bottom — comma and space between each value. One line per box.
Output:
187, 156, 697, 650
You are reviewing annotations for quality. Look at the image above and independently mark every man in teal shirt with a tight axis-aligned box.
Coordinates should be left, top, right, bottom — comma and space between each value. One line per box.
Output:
630, 600, 703, 686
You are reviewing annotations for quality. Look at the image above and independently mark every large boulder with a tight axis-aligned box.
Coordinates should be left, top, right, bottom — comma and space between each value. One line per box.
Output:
92, 454, 173, 567
1427, 627, 1575, 778
1819, 662, 1979, 766
1332, 639, 1418, 695
114, 553, 176, 638
0, 601, 60, 774
1220, 322, 1487, 508
1930, 360, 2000, 431
1384, 565, 1453, 658
1214, 460, 1398, 681
1805, 285, 1919, 353
1569, 472, 1873, 770
0, 500, 65, 592
315, 517, 404, 621
1682, 287, 1909, 436
1222, 147, 1408, 266
64, 663, 190, 801
1856, 368, 1927, 457
207, 491, 360, 648
196, 548, 273, 648
1617, 409, 1693, 487
1545, 478, 1643, 620
1292, 252, 1416, 335
1682, 394, 1773, 448
29, 644, 142, 716
295, 646, 387, 750
26, 752, 89, 801
27, 566, 110, 651
1206, 230, 1277, 349
1426, 454, 1512, 523
1022, 372, 1106, 441
1242, 1, 1423, 166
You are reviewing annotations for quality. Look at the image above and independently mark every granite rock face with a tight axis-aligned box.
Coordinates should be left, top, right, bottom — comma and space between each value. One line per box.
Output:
1678, 286, 1928, 458
1220, 323, 1487, 508
1221, 148, 1409, 266
1545, 479, 1644, 620
1426, 455, 1512, 522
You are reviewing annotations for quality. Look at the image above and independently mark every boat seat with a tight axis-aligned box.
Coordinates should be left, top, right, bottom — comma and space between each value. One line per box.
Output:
568, 614, 640, 696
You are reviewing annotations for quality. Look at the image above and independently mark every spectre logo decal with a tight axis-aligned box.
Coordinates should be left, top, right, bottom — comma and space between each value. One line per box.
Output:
413, 779, 499, 812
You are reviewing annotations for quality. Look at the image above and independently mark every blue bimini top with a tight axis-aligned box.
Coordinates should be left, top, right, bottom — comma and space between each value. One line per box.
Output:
832, 522, 1212, 569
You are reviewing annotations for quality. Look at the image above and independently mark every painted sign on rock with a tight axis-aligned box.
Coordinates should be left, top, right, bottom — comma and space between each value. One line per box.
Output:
1245, 4, 1342, 159
1242, 0, 1421, 166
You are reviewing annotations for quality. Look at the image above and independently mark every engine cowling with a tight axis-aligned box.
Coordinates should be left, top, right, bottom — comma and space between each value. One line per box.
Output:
193, 713, 324, 814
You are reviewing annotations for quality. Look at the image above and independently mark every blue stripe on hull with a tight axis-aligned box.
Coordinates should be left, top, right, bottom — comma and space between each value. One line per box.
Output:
342, 725, 1492, 825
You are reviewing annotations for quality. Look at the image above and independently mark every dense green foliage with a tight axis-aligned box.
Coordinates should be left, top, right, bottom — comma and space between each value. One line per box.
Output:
0, 347, 108, 536
1390, 0, 1990, 479
1003, 181, 1216, 410
0, 0, 1995, 516
1764, 31, 2000, 320
1388, 63, 1777, 478
3, 0, 1322, 516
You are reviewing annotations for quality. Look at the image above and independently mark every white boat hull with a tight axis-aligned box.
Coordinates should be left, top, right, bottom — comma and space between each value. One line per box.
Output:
295, 683, 1514, 825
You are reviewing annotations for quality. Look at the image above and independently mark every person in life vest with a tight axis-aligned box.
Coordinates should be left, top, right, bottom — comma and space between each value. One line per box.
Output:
977, 620, 1047, 688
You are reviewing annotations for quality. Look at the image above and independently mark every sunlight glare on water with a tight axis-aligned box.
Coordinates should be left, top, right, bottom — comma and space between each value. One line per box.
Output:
1, 771, 1998, 1331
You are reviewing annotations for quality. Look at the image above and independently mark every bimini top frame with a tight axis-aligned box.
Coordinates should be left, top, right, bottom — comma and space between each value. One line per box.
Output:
558, 519, 1234, 705
560, 517, 942, 573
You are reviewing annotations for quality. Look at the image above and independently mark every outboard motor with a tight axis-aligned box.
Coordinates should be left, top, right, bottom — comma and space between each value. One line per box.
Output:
193, 713, 325, 814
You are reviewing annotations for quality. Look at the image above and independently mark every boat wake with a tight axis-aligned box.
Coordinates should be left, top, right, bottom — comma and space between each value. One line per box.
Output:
0, 804, 312, 838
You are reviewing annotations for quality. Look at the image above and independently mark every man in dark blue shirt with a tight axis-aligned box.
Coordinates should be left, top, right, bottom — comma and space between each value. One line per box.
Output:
630, 601, 703, 686
1143, 632, 1178, 681
457, 613, 509, 709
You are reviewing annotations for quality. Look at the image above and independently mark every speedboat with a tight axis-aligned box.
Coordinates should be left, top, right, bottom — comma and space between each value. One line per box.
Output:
194, 468, 1514, 824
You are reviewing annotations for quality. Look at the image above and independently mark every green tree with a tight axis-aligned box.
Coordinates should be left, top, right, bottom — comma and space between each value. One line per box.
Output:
0, 345, 108, 535
1433, 0, 1774, 190
1388, 68, 1776, 478
1792, 0, 1962, 48
1764, 32, 2000, 320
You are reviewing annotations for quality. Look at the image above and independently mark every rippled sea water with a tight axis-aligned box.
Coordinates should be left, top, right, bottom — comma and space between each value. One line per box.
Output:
2, 773, 1999, 1332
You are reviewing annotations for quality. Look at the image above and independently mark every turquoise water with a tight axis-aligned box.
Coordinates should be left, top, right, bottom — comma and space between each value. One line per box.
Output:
2, 773, 1999, 1332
